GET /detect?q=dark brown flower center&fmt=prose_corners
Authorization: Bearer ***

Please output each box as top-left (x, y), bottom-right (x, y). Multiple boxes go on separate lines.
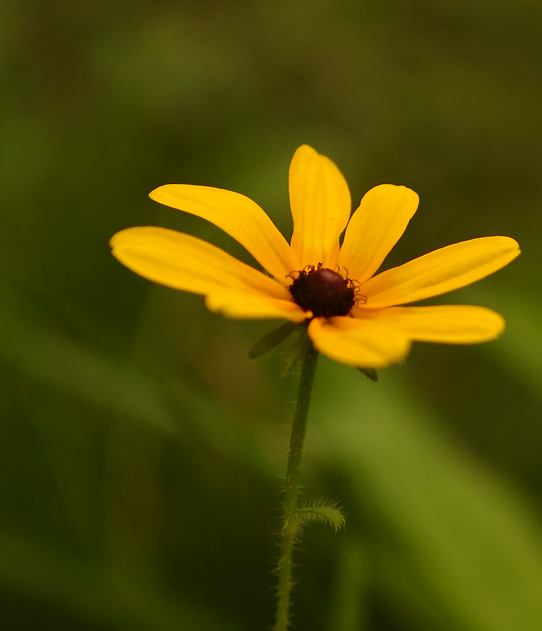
top-left (288, 264), bottom-right (358, 318)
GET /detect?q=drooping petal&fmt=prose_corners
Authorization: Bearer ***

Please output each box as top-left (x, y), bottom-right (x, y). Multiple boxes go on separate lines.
top-left (289, 145), bottom-right (351, 269)
top-left (361, 305), bottom-right (505, 343)
top-left (361, 236), bottom-right (520, 308)
top-left (206, 290), bottom-right (308, 321)
top-left (338, 185), bottom-right (419, 284)
top-left (308, 316), bottom-right (411, 368)
top-left (110, 226), bottom-right (292, 302)
top-left (149, 184), bottom-right (298, 284)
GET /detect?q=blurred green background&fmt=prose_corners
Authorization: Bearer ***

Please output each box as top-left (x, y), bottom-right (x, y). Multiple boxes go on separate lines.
top-left (2, 1), bottom-right (542, 629)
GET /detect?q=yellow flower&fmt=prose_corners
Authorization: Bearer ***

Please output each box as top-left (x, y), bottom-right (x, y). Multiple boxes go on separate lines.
top-left (111, 145), bottom-right (520, 368)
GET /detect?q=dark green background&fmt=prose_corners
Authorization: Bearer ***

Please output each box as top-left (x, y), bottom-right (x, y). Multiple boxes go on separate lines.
top-left (2, 1), bottom-right (542, 629)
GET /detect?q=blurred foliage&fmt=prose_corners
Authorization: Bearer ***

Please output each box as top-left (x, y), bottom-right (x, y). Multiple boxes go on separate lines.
top-left (1, 0), bottom-right (542, 629)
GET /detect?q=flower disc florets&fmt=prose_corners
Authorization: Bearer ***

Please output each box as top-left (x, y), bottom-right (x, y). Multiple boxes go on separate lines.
top-left (288, 264), bottom-right (360, 318)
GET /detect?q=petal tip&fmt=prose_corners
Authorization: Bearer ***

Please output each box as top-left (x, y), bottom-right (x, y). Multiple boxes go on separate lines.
top-left (109, 228), bottom-right (130, 250)
top-left (510, 238), bottom-right (521, 255)
top-left (497, 235), bottom-right (521, 252)
top-left (148, 184), bottom-right (172, 203)
top-left (294, 143), bottom-right (317, 156)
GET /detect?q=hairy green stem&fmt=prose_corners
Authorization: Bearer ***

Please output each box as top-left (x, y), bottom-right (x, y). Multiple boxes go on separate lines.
top-left (274, 344), bottom-right (319, 631)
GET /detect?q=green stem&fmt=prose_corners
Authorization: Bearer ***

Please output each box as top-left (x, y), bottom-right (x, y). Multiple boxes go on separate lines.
top-left (274, 344), bottom-right (319, 631)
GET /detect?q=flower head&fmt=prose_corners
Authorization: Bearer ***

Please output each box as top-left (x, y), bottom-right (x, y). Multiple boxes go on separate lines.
top-left (111, 145), bottom-right (519, 368)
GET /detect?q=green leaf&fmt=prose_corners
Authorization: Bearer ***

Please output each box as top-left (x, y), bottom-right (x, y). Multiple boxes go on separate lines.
top-left (312, 361), bottom-right (542, 631)
top-left (288, 498), bottom-right (346, 532)
top-left (281, 326), bottom-right (314, 375)
top-left (357, 367), bottom-right (378, 382)
top-left (248, 322), bottom-right (297, 359)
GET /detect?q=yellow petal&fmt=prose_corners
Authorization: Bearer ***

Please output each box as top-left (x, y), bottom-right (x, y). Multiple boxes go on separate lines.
top-left (289, 145), bottom-right (351, 269)
top-left (206, 290), bottom-right (308, 321)
top-left (110, 226), bottom-right (290, 300)
top-left (365, 305), bottom-right (505, 343)
top-left (361, 236), bottom-right (520, 308)
top-left (149, 184), bottom-right (298, 284)
top-left (338, 185), bottom-right (419, 284)
top-left (308, 316), bottom-right (411, 368)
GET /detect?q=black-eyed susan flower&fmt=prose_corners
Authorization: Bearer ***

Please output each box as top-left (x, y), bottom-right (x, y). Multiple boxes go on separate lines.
top-left (111, 145), bottom-right (519, 368)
